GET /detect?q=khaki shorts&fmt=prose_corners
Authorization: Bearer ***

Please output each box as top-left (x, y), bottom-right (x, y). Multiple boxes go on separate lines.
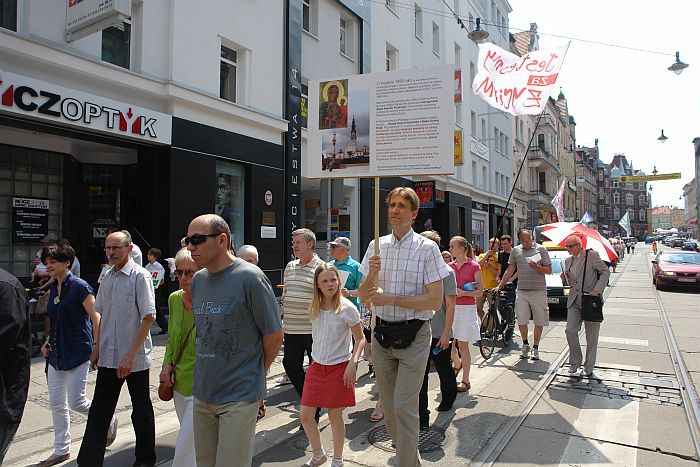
top-left (515, 289), bottom-right (549, 326)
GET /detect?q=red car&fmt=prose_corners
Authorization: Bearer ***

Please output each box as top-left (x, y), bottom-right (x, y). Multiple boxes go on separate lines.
top-left (652, 251), bottom-right (700, 290)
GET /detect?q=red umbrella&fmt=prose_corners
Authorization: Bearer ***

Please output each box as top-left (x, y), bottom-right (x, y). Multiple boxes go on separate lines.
top-left (541, 222), bottom-right (619, 263)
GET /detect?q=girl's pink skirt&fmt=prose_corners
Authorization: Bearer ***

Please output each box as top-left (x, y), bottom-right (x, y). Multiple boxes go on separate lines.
top-left (301, 361), bottom-right (356, 408)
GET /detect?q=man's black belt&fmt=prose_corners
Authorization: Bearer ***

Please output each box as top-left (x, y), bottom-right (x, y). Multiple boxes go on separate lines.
top-left (376, 317), bottom-right (423, 327)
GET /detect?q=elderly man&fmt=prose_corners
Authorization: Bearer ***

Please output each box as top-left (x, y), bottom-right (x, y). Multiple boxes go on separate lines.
top-left (0, 267), bottom-right (30, 465)
top-left (238, 245), bottom-right (259, 265)
top-left (358, 187), bottom-right (448, 467)
top-left (562, 235), bottom-right (610, 377)
top-left (78, 230), bottom-right (155, 467)
top-left (282, 228), bottom-right (325, 424)
top-left (497, 229), bottom-right (551, 361)
top-left (186, 215), bottom-right (283, 466)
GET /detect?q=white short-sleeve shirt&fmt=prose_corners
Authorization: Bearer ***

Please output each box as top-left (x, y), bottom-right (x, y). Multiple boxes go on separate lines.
top-left (311, 297), bottom-right (361, 365)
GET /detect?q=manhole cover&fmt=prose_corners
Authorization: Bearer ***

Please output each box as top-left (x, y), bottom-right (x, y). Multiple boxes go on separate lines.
top-left (368, 425), bottom-right (446, 453)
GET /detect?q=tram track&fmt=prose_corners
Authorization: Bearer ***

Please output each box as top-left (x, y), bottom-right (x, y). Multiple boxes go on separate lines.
top-left (472, 252), bottom-right (629, 466)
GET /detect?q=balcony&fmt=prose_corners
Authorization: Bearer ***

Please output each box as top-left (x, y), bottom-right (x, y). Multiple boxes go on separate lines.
top-left (529, 190), bottom-right (552, 207)
top-left (528, 145), bottom-right (559, 172)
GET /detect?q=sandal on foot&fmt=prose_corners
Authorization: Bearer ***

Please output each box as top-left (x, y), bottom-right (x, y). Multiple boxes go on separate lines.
top-left (457, 381), bottom-right (471, 392)
top-left (257, 402), bottom-right (266, 421)
top-left (453, 364), bottom-right (462, 376)
top-left (369, 403), bottom-right (384, 422)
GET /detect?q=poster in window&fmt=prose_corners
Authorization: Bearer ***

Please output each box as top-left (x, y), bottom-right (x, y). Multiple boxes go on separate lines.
top-left (414, 181), bottom-right (435, 209)
top-left (12, 197), bottom-right (49, 243)
top-left (215, 165), bottom-right (245, 251)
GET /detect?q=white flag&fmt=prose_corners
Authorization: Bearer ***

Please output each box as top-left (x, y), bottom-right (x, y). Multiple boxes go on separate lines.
top-left (618, 212), bottom-right (631, 236)
top-left (551, 179), bottom-right (567, 221)
top-left (580, 211), bottom-right (594, 224)
top-left (472, 42), bottom-right (570, 115)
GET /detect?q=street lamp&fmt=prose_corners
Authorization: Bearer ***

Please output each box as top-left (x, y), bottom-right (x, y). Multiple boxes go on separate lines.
top-left (668, 52), bottom-right (689, 75)
top-left (657, 130), bottom-right (668, 143)
top-left (468, 18), bottom-right (489, 44)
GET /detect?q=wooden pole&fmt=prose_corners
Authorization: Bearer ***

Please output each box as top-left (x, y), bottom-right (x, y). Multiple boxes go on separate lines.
top-left (373, 176), bottom-right (380, 287)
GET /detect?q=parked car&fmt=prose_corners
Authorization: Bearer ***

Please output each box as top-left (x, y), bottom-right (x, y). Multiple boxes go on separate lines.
top-left (682, 241), bottom-right (700, 252)
top-left (645, 236), bottom-right (654, 244)
top-left (542, 241), bottom-right (571, 310)
top-left (671, 238), bottom-right (685, 248)
top-left (663, 236), bottom-right (677, 246)
top-left (651, 251), bottom-right (700, 290)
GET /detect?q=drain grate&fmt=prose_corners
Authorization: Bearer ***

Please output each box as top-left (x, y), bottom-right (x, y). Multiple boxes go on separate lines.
top-left (368, 425), bottom-right (446, 453)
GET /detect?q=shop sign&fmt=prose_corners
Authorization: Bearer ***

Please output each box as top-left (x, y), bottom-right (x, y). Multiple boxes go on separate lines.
top-left (12, 197), bottom-right (49, 243)
top-left (472, 200), bottom-right (488, 212)
top-left (65, 0), bottom-right (131, 42)
top-left (0, 69), bottom-right (172, 144)
top-left (261, 226), bottom-right (277, 239)
top-left (414, 181), bottom-right (435, 208)
top-left (454, 130), bottom-right (463, 165)
top-left (261, 211), bottom-right (275, 226)
top-left (265, 190), bottom-right (273, 206)
top-left (490, 204), bottom-right (513, 217)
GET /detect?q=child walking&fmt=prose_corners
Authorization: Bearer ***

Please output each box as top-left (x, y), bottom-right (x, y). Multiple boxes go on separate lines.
top-left (301, 263), bottom-right (366, 467)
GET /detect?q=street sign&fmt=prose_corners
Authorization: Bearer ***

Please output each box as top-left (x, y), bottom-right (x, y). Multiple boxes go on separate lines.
top-left (618, 173), bottom-right (681, 183)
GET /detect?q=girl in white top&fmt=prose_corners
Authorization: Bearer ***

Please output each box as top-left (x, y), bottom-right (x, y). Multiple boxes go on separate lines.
top-left (301, 263), bottom-right (366, 467)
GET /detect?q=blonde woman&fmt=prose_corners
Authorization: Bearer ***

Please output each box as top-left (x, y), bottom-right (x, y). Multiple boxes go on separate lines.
top-left (159, 248), bottom-right (199, 467)
top-left (448, 237), bottom-right (483, 392)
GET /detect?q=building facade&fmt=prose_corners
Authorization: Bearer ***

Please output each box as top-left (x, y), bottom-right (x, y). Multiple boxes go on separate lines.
top-left (575, 142), bottom-right (601, 228)
top-left (0, 0), bottom-right (290, 286)
top-left (651, 206), bottom-right (672, 231)
top-left (601, 154), bottom-right (649, 238)
top-left (683, 178), bottom-right (698, 238)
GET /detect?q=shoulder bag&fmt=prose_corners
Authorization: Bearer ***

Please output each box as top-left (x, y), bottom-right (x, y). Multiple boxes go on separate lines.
top-left (158, 323), bottom-right (195, 401)
top-left (580, 249), bottom-right (604, 322)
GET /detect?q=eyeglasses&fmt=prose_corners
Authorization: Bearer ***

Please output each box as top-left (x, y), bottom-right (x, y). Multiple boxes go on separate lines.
top-left (183, 233), bottom-right (220, 246)
top-left (565, 243), bottom-right (580, 248)
top-left (175, 269), bottom-right (196, 278)
top-left (104, 245), bottom-right (128, 251)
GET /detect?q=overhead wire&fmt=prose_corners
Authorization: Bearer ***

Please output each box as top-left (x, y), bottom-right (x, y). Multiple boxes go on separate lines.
top-left (367, 0), bottom-right (681, 57)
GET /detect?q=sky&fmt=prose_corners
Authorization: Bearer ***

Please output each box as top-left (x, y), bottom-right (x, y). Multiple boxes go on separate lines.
top-left (508, 0), bottom-right (700, 209)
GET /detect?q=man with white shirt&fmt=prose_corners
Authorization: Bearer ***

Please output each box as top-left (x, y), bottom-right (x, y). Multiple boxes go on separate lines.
top-left (358, 187), bottom-right (448, 467)
top-left (77, 230), bottom-right (156, 467)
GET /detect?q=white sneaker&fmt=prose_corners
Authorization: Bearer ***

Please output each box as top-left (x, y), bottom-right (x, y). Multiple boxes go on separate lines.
top-left (531, 348), bottom-right (540, 360)
top-left (276, 375), bottom-right (291, 385)
top-left (520, 344), bottom-right (530, 359)
top-left (568, 366), bottom-right (581, 376)
top-left (306, 450), bottom-right (328, 467)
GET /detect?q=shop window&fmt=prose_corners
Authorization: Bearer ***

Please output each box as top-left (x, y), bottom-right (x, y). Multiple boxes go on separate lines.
top-left (102, 21), bottom-right (131, 69)
top-left (220, 44), bottom-right (238, 103)
top-left (0, 145), bottom-right (63, 278)
top-left (216, 161), bottom-right (245, 252)
top-left (472, 218), bottom-right (485, 250)
top-left (0, 0), bottom-right (17, 31)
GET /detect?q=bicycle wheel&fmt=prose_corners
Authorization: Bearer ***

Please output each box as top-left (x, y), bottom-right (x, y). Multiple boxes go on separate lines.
top-left (502, 304), bottom-right (515, 346)
top-left (479, 311), bottom-right (497, 359)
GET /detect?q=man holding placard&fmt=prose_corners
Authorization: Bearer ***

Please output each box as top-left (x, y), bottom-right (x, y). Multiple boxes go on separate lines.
top-left (497, 229), bottom-right (551, 361)
top-left (358, 187), bottom-right (448, 467)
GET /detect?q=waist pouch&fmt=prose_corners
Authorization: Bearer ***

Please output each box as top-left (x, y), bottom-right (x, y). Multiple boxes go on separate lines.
top-left (374, 319), bottom-right (424, 349)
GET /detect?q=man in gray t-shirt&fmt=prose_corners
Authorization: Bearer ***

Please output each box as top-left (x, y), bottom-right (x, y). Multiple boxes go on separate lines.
top-left (498, 229), bottom-right (552, 361)
top-left (186, 214), bottom-right (283, 467)
top-left (418, 231), bottom-right (458, 427)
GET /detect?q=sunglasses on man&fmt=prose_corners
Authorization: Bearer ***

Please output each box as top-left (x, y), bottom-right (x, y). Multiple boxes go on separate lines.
top-left (183, 233), bottom-right (220, 246)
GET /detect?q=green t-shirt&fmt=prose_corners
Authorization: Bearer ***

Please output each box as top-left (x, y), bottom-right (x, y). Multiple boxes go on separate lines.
top-left (164, 289), bottom-right (196, 397)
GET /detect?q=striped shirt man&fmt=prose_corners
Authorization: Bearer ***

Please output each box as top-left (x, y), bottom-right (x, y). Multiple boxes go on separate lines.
top-left (282, 255), bottom-right (325, 333)
top-left (359, 229), bottom-right (448, 322)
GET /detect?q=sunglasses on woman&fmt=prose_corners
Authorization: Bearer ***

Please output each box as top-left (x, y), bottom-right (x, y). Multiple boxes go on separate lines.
top-left (175, 269), bottom-right (196, 278)
top-left (183, 233), bottom-right (220, 246)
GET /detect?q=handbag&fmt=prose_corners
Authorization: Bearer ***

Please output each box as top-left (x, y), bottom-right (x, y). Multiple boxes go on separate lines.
top-left (158, 323), bottom-right (195, 401)
top-left (580, 250), bottom-right (604, 322)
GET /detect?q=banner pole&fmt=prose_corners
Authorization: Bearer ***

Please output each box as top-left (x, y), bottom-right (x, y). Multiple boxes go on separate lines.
top-left (373, 176), bottom-right (380, 287)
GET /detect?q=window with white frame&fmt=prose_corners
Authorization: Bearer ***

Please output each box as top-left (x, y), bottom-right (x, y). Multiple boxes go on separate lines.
top-left (220, 44), bottom-right (238, 103)
top-left (303, 0), bottom-right (311, 32)
top-left (414, 4), bottom-right (423, 40)
top-left (613, 192), bottom-right (620, 204)
top-left (0, 0), bottom-right (17, 31)
top-left (612, 178), bottom-right (618, 188)
top-left (505, 136), bottom-right (510, 156)
top-left (598, 172), bottom-right (603, 181)
top-left (102, 19), bottom-right (131, 69)
top-left (599, 191), bottom-right (605, 200)
top-left (386, 43), bottom-right (397, 71)
top-left (454, 43), bottom-right (461, 67)
top-left (495, 171), bottom-right (500, 194)
top-left (469, 61), bottom-right (476, 84)
top-left (339, 18), bottom-right (347, 55)
top-left (481, 119), bottom-right (486, 141)
top-left (613, 207), bottom-right (620, 219)
top-left (625, 193), bottom-right (633, 206)
top-left (386, 0), bottom-right (397, 14)
top-left (639, 209), bottom-right (646, 221)
top-left (470, 111), bottom-right (477, 137)
top-left (629, 210), bottom-right (635, 221)
top-left (638, 193), bottom-right (645, 205)
top-left (432, 22), bottom-right (440, 56)
top-left (482, 166), bottom-right (488, 190)
top-left (472, 161), bottom-right (477, 186)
